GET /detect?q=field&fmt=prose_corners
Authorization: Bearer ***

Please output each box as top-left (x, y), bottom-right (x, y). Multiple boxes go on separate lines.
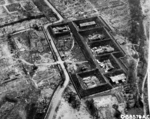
top-left (56, 98), bottom-right (92, 119)
top-left (31, 65), bottom-right (62, 119)
top-left (49, 0), bottom-right (97, 20)
top-left (0, 37), bottom-right (36, 119)
top-left (0, 17), bottom-right (49, 36)
top-left (0, 0), bottom-right (44, 27)
top-left (55, 85), bottom-right (93, 119)
top-left (0, 29), bottom-right (63, 119)
top-left (89, 0), bottom-right (131, 32)
top-left (49, 0), bottom-right (131, 32)
top-left (0, 0), bottom-right (59, 28)
top-left (0, 0), bottom-right (5, 5)
top-left (10, 29), bottom-right (55, 64)
top-left (55, 85), bottom-right (126, 119)
top-left (93, 94), bottom-right (126, 119)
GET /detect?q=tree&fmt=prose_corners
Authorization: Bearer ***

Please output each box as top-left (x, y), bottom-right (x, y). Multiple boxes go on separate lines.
top-left (32, 24), bottom-right (40, 31)
top-left (112, 104), bottom-right (121, 119)
top-left (85, 99), bottom-right (99, 119)
top-left (66, 92), bottom-right (80, 110)
top-left (127, 59), bottom-right (137, 85)
top-left (7, 34), bottom-right (16, 51)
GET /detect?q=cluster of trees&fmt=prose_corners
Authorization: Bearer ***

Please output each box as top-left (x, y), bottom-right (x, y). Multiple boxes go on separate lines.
top-left (65, 92), bottom-right (81, 110)
top-left (128, 0), bottom-right (144, 44)
top-left (125, 0), bottom-right (148, 113)
top-left (127, 59), bottom-right (137, 85)
top-left (85, 99), bottom-right (99, 119)
top-left (7, 34), bottom-right (16, 52)
top-left (112, 104), bottom-right (122, 119)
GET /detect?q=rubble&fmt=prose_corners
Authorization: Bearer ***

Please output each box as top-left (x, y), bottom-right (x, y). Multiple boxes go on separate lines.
top-left (91, 45), bottom-right (115, 54)
top-left (88, 33), bottom-right (104, 41)
top-left (97, 59), bottom-right (114, 72)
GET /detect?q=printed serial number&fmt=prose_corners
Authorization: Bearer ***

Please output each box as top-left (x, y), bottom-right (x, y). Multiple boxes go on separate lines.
top-left (121, 115), bottom-right (150, 119)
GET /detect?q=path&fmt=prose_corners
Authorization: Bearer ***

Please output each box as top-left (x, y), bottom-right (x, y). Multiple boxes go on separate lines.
top-left (43, 23), bottom-right (70, 119)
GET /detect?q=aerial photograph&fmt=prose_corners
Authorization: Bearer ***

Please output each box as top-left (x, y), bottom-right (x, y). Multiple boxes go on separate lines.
top-left (0, 0), bottom-right (149, 119)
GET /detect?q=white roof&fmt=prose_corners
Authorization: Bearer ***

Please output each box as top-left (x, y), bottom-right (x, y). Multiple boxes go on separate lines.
top-left (110, 73), bottom-right (126, 83)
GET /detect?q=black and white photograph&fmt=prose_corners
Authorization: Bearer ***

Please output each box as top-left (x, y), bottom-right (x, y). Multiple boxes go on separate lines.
top-left (0, 0), bottom-right (149, 119)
